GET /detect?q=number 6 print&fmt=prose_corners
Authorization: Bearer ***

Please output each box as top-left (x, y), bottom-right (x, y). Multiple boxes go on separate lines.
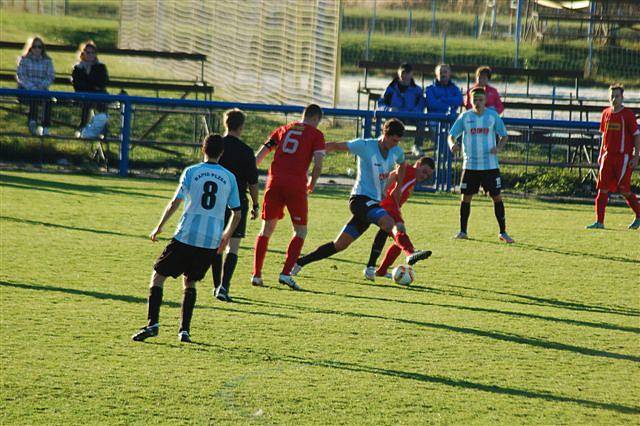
top-left (282, 129), bottom-right (302, 154)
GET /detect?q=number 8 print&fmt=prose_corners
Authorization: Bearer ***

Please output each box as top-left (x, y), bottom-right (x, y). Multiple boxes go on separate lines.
top-left (282, 129), bottom-right (302, 154)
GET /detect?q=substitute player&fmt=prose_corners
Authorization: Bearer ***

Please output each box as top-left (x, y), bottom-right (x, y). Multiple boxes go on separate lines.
top-left (364, 156), bottom-right (435, 281)
top-left (586, 84), bottom-right (640, 230)
top-left (293, 119), bottom-right (432, 284)
top-left (252, 104), bottom-right (326, 289)
top-left (212, 109), bottom-right (260, 302)
top-left (132, 134), bottom-right (241, 343)
top-left (448, 87), bottom-right (514, 243)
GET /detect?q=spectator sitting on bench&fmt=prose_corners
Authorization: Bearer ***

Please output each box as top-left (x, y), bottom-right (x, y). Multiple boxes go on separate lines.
top-left (465, 66), bottom-right (503, 115)
top-left (378, 63), bottom-right (426, 156)
top-left (16, 36), bottom-right (55, 136)
top-left (425, 63), bottom-right (463, 149)
top-left (72, 40), bottom-right (109, 138)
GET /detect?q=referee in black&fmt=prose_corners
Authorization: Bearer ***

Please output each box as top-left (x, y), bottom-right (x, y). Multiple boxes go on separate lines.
top-left (212, 108), bottom-right (260, 302)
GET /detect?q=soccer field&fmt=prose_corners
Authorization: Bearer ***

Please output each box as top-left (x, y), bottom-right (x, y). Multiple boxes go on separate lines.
top-left (1, 170), bottom-right (638, 424)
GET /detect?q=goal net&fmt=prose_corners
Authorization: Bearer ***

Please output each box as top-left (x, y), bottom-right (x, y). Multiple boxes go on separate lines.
top-left (119, 0), bottom-right (341, 107)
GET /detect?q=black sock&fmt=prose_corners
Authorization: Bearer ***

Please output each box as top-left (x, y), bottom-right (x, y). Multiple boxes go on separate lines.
top-left (221, 253), bottom-right (238, 292)
top-left (179, 287), bottom-right (197, 333)
top-left (211, 253), bottom-right (222, 290)
top-left (460, 201), bottom-right (471, 233)
top-left (368, 229), bottom-right (389, 267)
top-left (494, 201), bottom-right (506, 234)
top-left (297, 242), bottom-right (338, 267)
top-left (147, 286), bottom-right (163, 327)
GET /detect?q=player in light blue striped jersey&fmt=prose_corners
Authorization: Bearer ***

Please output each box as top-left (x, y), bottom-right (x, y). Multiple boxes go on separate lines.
top-left (132, 134), bottom-right (242, 343)
top-left (448, 87), bottom-right (514, 243)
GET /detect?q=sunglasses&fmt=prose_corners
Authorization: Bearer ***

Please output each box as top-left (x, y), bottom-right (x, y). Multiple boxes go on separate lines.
top-left (32, 45), bottom-right (43, 49)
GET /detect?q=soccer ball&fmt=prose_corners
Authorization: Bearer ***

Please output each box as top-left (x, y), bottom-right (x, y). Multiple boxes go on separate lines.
top-left (392, 265), bottom-right (415, 286)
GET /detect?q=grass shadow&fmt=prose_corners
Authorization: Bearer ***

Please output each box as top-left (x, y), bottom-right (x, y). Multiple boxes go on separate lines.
top-left (0, 280), bottom-right (296, 320)
top-left (1, 215), bottom-right (147, 240)
top-left (278, 354), bottom-right (640, 414)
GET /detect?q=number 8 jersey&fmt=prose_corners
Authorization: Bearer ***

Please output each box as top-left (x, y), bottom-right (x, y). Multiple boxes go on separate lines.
top-left (172, 162), bottom-right (241, 249)
top-left (265, 122), bottom-right (326, 183)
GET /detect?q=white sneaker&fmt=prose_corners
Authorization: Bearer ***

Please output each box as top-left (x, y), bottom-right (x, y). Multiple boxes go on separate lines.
top-left (363, 266), bottom-right (376, 281)
top-left (251, 276), bottom-right (264, 287)
top-left (454, 231), bottom-right (468, 239)
top-left (278, 274), bottom-right (301, 291)
top-left (290, 263), bottom-right (302, 276)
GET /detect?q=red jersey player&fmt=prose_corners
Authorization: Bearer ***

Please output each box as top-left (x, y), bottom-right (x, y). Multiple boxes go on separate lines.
top-left (252, 104), bottom-right (326, 288)
top-left (586, 84), bottom-right (640, 230)
top-left (364, 156), bottom-right (435, 281)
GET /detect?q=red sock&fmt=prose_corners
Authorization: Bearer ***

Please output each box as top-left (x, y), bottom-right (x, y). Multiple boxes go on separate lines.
top-left (253, 235), bottom-right (269, 277)
top-left (393, 232), bottom-right (415, 255)
top-left (595, 191), bottom-right (608, 224)
top-left (282, 236), bottom-right (305, 275)
top-left (623, 193), bottom-right (640, 217)
top-left (376, 244), bottom-right (402, 276)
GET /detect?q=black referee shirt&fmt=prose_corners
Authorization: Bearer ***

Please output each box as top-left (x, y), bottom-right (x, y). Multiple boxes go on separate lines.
top-left (219, 135), bottom-right (259, 205)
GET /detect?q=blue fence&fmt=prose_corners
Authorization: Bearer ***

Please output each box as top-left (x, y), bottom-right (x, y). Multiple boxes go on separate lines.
top-left (0, 88), bottom-right (600, 191)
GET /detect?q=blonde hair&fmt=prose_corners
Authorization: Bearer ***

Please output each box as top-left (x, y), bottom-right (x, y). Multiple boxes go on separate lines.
top-left (20, 36), bottom-right (50, 60)
top-left (77, 40), bottom-right (98, 62)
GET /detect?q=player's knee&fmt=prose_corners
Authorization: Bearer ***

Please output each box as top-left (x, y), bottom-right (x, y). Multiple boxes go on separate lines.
top-left (150, 271), bottom-right (166, 288)
top-left (183, 278), bottom-right (196, 289)
top-left (462, 194), bottom-right (473, 203)
top-left (379, 216), bottom-right (394, 233)
top-left (394, 222), bottom-right (406, 234)
top-left (293, 226), bottom-right (307, 239)
top-left (492, 194), bottom-right (502, 203)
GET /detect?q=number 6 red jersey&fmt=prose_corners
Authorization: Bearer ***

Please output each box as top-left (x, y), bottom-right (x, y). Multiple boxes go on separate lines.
top-left (264, 122), bottom-right (326, 182)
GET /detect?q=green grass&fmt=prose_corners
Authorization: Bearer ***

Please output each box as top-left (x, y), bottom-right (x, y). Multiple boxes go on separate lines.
top-left (1, 170), bottom-right (639, 423)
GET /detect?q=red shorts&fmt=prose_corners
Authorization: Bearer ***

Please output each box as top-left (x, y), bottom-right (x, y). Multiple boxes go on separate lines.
top-left (597, 153), bottom-right (634, 193)
top-left (262, 178), bottom-right (308, 225)
top-left (380, 200), bottom-right (404, 224)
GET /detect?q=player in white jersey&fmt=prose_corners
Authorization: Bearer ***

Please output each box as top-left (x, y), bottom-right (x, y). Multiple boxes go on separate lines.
top-left (132, 134), bottom-right (242, 343)
top-left (448, 87), bottom-right (514, 243)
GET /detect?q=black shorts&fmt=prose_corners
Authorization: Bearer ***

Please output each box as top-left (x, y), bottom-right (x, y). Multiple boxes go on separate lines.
top-left (341, 196), bottom-right (389, 240)
top-left (460, 169), bottom-right (502, 196)
top-left (224, 203), bottom-right (249, 238)
top-left (153, 238), bottom-right (216, 282)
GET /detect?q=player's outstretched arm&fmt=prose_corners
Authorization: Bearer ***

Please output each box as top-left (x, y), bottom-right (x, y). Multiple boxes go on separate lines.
top-left (150, 197), bottom-right (183, 241)
top-left (255, 145), bottom-right (271, 166)
top-left (325, 142), bottom-right (350, 152)
top-left (307, 151), bottom-right (325, 193)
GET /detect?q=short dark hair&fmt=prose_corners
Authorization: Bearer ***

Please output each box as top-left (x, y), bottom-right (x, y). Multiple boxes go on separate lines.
top-left (202, 133), bottom-right (225, 158)
top-left (418, 156), bottom-right (435, 170)
top-left (470, 86), bottom-right (486, 97)
top-left (383, 118), bottom-right (404, 137)
top-left (303, 104), bottom-right (323, 121)
top-left (475, 66), bottom-right (492, 80)
top-left (224, 108), bottom-right (245, 131)
top-left (399, 63), bottom-right (413, 73)
top-left (609, 84), bottom-right (624, 95)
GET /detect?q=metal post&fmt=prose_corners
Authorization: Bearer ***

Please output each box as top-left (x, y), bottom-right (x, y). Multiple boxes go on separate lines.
top-left (587, 0), bottom-right (596, 77)
top-left (363, 114), bottom-right (373, 138)
top-left (514, 0), bottom-right (523, 68)
top-left (441, 31), bottom-right (447, 63)
top-left (119, 100), bottom-right (132, 177)
top-left (431, 0), bottom-right (436, 36)
top-left (365, 0), bottom-right (376, 60)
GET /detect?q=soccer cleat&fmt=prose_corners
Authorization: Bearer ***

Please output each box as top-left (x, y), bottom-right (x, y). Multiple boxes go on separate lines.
top-left (278, 274), bottom-right (301, 291)
top-left (178, 330), bottom-right (192, 343)
top-left (251, 276), bottom-right (264, 287)
top-left (585, 222), bottom-right (605, 230)
top-left (499, 233), bottom-right (515, 244)
top-left (131, 324), bottom-right (159, 342)
top-left (628, 218), bottom-right (640, 230)
top-left (290, 263), bottom-right (302, 276)
top-left (375, 271), bottom-right (393, 279)
top-left (214, 287), bottom-right (232, 302)
top-left (406, 250), bottom-right (432, 265)
top-left (363, 266), bottom-right (376, 281)
top-left (454, 231), bottom-right (469, 240)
